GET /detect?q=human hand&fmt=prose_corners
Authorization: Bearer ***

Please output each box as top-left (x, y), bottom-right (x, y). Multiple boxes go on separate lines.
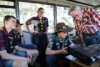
top-left (26, 50), bottom-right (32, 59)
top-left (60, 48), bottom-right (67, 54)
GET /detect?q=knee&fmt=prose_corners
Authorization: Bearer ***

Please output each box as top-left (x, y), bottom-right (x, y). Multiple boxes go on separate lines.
top-left (13, 60), bottom-right (28, 67)
top-left (31, 50), bottom-right (39, 56)
top-left (18, 61), bottom-right (28, 67)
top-left (36, 50), bottom-right (39, 55)
top-left (21, 61), bottom-right (27, 65)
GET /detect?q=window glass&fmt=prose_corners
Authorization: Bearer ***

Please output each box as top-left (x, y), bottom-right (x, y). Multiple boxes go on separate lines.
top-left (57, 6), bottom-right (75, 36)
top-left (19, 2), bottom-right (54, 33)
top-left (0, 1), bottom-right (14, 6)
top-left (57, 6), bottom-right (74, 28)
top-left (97, 7), bottom-right (100, 14)
top-left (0, 8), bottom-right (15, 27)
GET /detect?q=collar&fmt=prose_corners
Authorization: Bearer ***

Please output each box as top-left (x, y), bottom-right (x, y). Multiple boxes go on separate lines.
top-left (37, 15), bottom-right (44, 20)
top-left (2, 27), bottom-right (12, 36)
top-left (54, 35), bottom-right (63, 42)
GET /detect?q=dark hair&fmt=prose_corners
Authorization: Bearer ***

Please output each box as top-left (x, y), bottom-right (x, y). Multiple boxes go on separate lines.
top-left (3, 15), bottom-right (16, 24)
top-left (16, 19), bottom-right (23, 27)
top-left (37, 7), bottom-right (44, 12)
top-left (16, 19), bottom-right (20, 25)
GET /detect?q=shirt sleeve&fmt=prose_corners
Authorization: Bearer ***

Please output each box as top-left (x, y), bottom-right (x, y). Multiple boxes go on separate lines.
top-left (84, 8), bottom-right (100, 25)
top-left (0, 32), bottom-right (5, 51)
top-left (91, 8), bottom-right (100, 25)
top-left (26, 17), bottom-right (34, 25)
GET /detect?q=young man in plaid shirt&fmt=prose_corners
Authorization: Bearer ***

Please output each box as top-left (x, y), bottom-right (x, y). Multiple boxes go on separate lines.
top-left (68, 6), bottom-right (100, 46)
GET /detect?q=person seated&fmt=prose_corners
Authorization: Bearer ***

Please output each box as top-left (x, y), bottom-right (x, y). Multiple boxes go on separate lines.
top-left (13, 19), bottom-right (39, 65)
top-left (46, 22), bottom-right (74, 67)
top-left (0, 15), bottom-right (30, 67)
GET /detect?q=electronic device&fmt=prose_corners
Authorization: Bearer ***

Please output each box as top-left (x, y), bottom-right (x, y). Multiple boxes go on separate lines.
top-left (68, 44), bottom-right (100, 65)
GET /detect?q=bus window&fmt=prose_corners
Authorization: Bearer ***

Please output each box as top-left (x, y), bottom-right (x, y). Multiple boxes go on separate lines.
top-left (19, 2), bottom-right (54, 33)
top-left (0, 8), bottom-right (15, 27)
top-left (57, 6), bottom-right (74, 28)
top-left (0, 1), bottom-right (14, 6)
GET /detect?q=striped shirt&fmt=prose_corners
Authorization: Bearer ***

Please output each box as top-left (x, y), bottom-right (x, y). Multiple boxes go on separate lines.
top-left (74, 8), bottom-right (100, 34)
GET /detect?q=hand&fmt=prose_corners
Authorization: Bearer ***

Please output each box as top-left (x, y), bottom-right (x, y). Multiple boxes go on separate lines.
top-left (19, 29), bottom-right (23, 35)
top-left (30, 29), bottom-right (35, 33)
top-left (25, 57), bottom-right (31, 63)
top-left (34, 31), bottom-right (38, 33)
top-left (26, 50), bottom-right (32, 59)
top-left (60, 48), bottom-right (67, 54)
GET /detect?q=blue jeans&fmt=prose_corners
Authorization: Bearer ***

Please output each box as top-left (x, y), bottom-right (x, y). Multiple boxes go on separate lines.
top-left (2, 51), bottom-right (26, 67)
top-left (19, 44), bottom-right (37, 49)
top-left (83, 30), bottom-right (100, 46)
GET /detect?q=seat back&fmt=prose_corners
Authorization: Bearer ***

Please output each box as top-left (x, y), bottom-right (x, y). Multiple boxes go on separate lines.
top-left (23, 31), bottom-right (33, 44)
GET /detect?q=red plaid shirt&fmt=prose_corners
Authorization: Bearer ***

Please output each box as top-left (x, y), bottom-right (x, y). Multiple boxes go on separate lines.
top-left (0, 27), bottom-right (8, 51)
top-left (74, 8), bottom-right (100, 34)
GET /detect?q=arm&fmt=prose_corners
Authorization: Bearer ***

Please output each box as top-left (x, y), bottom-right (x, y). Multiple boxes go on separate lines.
top-left (15, 46), bottom-right (33, 59)
top-left (26, 17), bottom-right (34, 34)
top-left (91, 8), bottom-right (100, 25)
top-left (46, 48), bottom-right (67, 55)
top-left (79, 33), bottom-right (85, 46)
top-left (74, 20), bottom-right (85, 46)
top-left (90, 8), bottom-right (100, 21)
top-left (46, 38), bottom-right (67, 55)
top-left (0, 50), bottom-right (26, 60)
top-left (76, 27), bottom-right (85, 46)
top-left (26, 25), bottom-right (33, 34)
top-left (15, 46), bottom-right (28, 52)
top-left (85, 8), bottom-right (100, 25)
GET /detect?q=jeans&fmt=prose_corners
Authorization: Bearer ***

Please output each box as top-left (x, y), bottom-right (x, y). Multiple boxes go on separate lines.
top-left (19, 44), bottom-right (37, 49)
top-left (46, 54), bottom-right (66, 67)
top-left (2, 51), bottom-right (26, 67)
top-left (83, 30), bottom-right (100, 46)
